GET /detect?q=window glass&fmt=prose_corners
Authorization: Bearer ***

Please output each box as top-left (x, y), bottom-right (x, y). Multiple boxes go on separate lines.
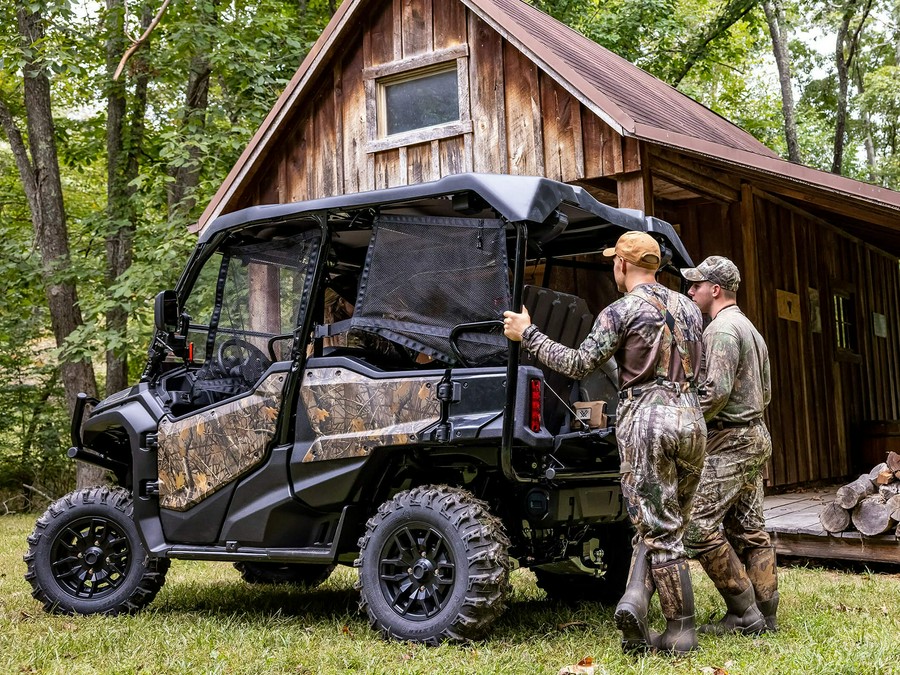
top-left (383, 67), bottom-right (459, 136)
top-left (183, 235), bottom-right (317, 364)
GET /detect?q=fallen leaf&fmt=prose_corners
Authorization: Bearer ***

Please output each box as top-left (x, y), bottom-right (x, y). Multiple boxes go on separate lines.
top-left (62, 622), bottom-right (77, 631)
top-left (557, 621), bottom-right (587, 631)
top-left (341, 624), bottom-right (351, 636)
top-left (557, 665), bottom-right (594, 675)
top-left (578, 657), bottom-right (593, 667)
top-left (400, 653), bottom-right (413, 661)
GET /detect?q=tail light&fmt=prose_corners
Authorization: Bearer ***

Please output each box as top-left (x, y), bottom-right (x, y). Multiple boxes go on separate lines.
top-left (528, 378), bottom-right (542, 432)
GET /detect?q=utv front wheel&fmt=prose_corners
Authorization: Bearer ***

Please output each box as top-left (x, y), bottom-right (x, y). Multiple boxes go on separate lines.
top-left (356, 485), bottom-right (510, 644)
top-left (233, 561), bottom-right (334, 587)
top-left (24, 486), bottom-right (169, 616)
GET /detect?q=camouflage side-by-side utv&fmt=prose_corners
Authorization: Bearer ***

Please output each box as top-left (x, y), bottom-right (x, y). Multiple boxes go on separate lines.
top-left (25, 173), bottom-right (694, 644)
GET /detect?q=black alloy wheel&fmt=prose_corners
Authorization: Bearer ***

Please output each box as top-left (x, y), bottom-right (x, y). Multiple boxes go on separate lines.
top-left (25, 486), bottom-right (169, 616)
top-left (356, 485), bottom-right (510, 644)
top-left (378, 522), bottom-right (456, 621)
top-left (49, 515), bottom-right (131, 600)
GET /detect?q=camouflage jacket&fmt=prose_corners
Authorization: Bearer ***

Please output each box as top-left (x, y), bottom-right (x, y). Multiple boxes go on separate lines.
top-left (698, 305), bottom-right (771, 423)
top-left (522, 282), bottom-right (704, 390)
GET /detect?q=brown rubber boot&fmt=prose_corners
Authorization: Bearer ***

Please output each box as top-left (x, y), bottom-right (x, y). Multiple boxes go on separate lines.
top-left (650, 558), bottom-right (698, 654)
top-left (697, 542), bottom-right (767, 635)
top-left (614, 541), bottom-right (655, 653)
top-left (743, 545), bottom-right (779, 632)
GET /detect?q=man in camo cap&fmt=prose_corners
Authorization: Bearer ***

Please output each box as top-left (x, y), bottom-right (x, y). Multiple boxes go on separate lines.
top-left (682, 255), bottom-right (777, 635)
top-left (504, 231), bottom-right (706, 654)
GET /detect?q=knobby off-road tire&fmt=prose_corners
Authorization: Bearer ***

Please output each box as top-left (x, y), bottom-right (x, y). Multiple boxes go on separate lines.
top-left (24, 486), bottom-right (170, 616)
top-left (233, 561), bottom-right (334, 586)
top-left (534, 524), bottom-right (633, 606)
top-left (356, 485), bottom-right (510, 644)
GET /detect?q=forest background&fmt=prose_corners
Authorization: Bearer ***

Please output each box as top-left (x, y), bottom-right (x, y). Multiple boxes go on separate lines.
top-left (1, 0), bottom-right (899, 509)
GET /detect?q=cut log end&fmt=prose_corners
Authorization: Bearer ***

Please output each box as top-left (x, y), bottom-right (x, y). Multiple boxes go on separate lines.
top-left (851, 495), bottom-right (898, 536)
top-left (820, 501), bottom-right (851, 533)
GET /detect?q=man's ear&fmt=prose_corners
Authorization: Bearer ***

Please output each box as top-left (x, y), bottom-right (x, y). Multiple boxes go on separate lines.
top-left (711, 284), bottom-right (722, 299)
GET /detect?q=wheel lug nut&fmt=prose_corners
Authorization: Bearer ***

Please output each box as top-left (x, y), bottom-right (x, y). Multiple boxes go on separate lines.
top-left (407, 568), bottom-right (413, 574)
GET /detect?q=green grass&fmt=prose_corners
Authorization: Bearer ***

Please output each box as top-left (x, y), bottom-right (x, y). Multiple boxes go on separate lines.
top-left (1, 514), bottom-right (898, 674)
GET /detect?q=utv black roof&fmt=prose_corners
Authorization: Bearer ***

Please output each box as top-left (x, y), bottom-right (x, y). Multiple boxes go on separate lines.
top-left (200, 173), bottom-right (693, 267)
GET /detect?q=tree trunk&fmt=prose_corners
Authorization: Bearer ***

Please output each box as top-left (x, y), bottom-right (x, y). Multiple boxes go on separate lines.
top-left (820, 501), bottom-right (851, 533)
top-left (167, 2), bottom-right (216, 224)
top-left (2, 4), bottom-right (102, 488)
top-left (762, 0), bottom-right (800, 163)
top-left (105, 0), bottom-right (131, 395)
top-left (831, 0), bottom-right (874, 175)
top-left (104, 0), bottom-right (153, 395)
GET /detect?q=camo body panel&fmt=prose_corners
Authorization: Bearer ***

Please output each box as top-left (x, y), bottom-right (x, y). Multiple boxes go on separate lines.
top-left (616, 385), bottom-right (706, 565)
top-left (157, 372), bottom-right (286, 511)
top-left (299, 368), bottom-right (441, 462)
top-left (685, 423), bottom-right (772, 556)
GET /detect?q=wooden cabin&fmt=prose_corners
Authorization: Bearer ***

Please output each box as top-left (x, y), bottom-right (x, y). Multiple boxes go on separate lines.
top-left (197, 0), bottom-right (900, 489)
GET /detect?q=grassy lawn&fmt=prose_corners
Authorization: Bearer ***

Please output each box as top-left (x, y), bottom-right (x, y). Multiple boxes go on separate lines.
top-left (1, 514), bottom-right (898, 674)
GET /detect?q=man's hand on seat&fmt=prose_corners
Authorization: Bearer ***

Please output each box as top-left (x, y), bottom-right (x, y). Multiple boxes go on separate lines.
top-left (502, 307), bottom-right (531, 342)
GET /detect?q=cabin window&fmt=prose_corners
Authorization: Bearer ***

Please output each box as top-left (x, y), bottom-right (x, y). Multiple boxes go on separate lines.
top-left (379, 64), bottom-right (459, 136)
top-left (833, 292), bottom-right (857, 353)
top-left (364, 45), bottom-right (472, 153)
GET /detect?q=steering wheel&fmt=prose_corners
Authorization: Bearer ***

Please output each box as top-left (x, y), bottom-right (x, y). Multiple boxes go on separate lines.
top-left (216, 337), bottom-right (271, 380)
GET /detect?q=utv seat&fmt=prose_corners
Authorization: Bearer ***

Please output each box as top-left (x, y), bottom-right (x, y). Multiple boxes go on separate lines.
top-left (522, 286), bottom-right (596, 433)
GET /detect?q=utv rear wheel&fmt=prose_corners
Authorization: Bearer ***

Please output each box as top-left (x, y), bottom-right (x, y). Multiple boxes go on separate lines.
top-left (233, 561), bottom-right (334, 587)
top-left (24, 486), bottom-right (169, 616)
top-left (534, 525), bottom-right (632, 605)
top-left (356, 485), bottom-right (510, 644)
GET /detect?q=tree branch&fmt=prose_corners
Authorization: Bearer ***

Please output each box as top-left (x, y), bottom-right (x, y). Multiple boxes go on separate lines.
top-left (113, 0), bottom-right (173, 81)
top-left (0, 96), bottom-right (39, 215)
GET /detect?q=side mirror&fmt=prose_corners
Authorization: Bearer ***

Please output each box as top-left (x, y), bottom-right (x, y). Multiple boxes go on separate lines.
top-left (154, 290), bottom-right (178, 333)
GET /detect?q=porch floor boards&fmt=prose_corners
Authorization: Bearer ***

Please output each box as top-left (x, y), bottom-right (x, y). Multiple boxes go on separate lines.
top-left (763, 487), bottom-right (900, 564)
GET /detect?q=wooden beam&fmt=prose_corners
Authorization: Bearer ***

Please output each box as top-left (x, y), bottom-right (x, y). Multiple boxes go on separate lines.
top-left (739, 183), bottom-right (761, 327)
top-left (649, 148), bottom-right (740, 202)
top-left (616, 142), bottom-right (653, 214)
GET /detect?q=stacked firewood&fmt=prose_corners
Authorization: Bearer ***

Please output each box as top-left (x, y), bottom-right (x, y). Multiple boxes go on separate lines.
top-left (820, 452), bottom-right (900, 537)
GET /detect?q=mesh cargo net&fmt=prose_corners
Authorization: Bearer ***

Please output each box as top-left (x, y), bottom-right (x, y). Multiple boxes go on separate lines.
top-left (352, 214), bottom-right (511, 365)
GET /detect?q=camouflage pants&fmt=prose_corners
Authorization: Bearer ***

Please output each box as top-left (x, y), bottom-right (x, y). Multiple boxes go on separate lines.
top-left (616, 384), bottom-right (706, 565)
top-left (685, 421), bottom-right (772, 557)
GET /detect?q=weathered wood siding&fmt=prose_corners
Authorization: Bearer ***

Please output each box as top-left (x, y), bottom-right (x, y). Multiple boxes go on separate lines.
top-left (229, 0), bottom-right (639, 211)
top-left (664, 184), bottom-right (900, 487)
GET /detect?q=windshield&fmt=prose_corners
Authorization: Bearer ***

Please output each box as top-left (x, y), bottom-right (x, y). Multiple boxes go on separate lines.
top-left (184, 231), bottom-right (319, 365)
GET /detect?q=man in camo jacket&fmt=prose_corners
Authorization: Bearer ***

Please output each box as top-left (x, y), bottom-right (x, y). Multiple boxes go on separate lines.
top-left (504, 231), bottom-right (706, 655)
top-left (682, 255), bottom-right (777, 635)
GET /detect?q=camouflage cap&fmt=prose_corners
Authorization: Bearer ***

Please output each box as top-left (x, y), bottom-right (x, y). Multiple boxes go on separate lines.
top-left (681, 255), bottom-right (741, 292)
top-left (602, 231), bottom-right (661, 270)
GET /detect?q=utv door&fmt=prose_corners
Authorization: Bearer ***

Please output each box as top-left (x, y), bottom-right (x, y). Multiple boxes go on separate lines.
top-left (156, 229), bottom-right (321, 542)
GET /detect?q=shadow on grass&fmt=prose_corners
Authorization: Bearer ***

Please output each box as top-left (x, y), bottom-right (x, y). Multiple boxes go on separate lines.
top-left (778, 555), bottom-right (900, 576)
top-left (151, 574), bottom-right (617, 640)
top-left (155, 579), bottom-right (360, 620)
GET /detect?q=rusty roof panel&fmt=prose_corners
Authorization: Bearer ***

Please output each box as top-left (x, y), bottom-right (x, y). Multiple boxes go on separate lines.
top-left (469, 0), bottom-right (779, 158)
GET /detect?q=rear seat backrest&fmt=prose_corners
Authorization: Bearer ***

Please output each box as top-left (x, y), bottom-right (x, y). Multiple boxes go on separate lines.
top-left (522, 286), bottom-right (596, 433)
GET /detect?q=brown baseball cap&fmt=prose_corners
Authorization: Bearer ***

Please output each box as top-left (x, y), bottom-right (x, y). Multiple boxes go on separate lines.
top-left (681, 255), bottom-right (741, 291)
top-left (602, 231), bottom-right (661, 270)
